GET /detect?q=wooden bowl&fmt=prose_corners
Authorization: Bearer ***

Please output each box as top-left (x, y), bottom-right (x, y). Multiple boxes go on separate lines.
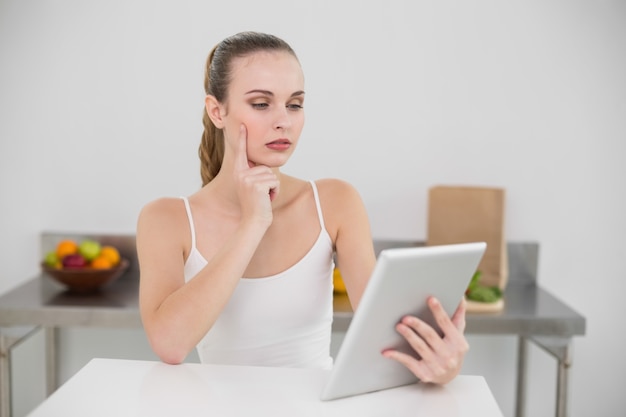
top-left (41, 259), bottom-right (129, 293)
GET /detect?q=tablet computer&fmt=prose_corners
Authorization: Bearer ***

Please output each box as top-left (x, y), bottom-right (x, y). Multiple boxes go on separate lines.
top-left (320, 241), bottom-right (486, 401)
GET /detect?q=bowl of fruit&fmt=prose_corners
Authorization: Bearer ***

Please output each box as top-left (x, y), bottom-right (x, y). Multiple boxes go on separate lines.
top-left (41, 239), bottom-right (129, 293)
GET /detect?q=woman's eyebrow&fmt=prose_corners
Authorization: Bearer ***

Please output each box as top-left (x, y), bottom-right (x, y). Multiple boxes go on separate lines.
top-left (245, 89), bottom-right (305, 97)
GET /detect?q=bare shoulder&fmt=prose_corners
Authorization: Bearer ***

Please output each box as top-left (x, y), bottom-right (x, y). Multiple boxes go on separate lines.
top-left (138, 197), bottom-right (186, 226)
top-left (315, 178), bottom-right (364, 206)
top-left (137, 197), bottom-right (189, 251)
top-left (314, 178), bottom-right (368, 240)
top-left (139, 196), bottom-right (186, 213)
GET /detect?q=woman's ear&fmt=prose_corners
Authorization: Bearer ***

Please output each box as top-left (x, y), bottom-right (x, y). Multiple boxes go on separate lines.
top-left (205, 95), bottom-right (225, 128)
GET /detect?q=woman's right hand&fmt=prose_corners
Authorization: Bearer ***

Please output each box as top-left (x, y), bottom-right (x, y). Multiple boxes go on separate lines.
top-left (232, 124), bottom-right (279, 227)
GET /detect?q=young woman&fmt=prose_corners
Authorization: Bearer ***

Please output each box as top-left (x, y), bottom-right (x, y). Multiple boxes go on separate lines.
top-left (137, 31), bottom-right (468, 384)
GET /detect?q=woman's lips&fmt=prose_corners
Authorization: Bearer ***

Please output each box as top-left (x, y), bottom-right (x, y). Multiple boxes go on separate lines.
top-left (266, 139), bottom-right (291, 151)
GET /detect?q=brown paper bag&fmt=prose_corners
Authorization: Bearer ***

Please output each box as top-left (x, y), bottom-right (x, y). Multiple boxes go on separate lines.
top-left (426, 186), bottom-right (508, 290)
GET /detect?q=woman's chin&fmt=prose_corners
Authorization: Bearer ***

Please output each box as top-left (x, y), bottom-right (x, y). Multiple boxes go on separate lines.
top-left (252, 154), bottom-right (294, 168)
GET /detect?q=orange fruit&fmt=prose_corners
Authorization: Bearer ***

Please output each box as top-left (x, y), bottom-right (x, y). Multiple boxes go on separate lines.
top-left (90, 255), bottom-right (113, 269)
top-left (56, 240), bottom-right (78, 260)
top-left (100, 246), bottom-right (121, 266)
top-left (333, 268), bottom-right (347, 294)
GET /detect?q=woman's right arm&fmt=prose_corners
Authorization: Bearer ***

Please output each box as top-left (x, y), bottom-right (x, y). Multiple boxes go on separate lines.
top-left (139, 125), bottom-right (278, 364)
top-left (136, 198), bottom-right (269, 365)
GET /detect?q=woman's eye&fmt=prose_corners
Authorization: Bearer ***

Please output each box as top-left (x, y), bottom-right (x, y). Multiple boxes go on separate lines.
top-left (288, 104), bottom-right (303, 110)
top-left (251, 103), bottom-right (269, 109)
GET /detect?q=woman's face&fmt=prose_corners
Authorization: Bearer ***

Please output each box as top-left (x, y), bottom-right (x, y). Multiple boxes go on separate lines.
top-left (221, 50), bottom-right (305, 168)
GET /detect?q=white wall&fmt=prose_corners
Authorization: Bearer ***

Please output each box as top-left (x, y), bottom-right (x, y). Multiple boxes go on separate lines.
top-left (1, 1), bottom-right (624, 416)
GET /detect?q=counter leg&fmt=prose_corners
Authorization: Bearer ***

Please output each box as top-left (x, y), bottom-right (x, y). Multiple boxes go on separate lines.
top-left (44, 327), bottom-right (59, 396)
top-left (515, 336), bottom-right (528, 417)
top-left (0, 327), bottom-right (40, 417)
top-left (555, 344), bottom-right (571, 417)
top-left (0, 334), bottom-right (11, 417)
top-left (530, 336), bottom-right (572, 417)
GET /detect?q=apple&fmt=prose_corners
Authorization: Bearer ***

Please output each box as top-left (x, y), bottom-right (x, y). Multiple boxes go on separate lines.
top-left (78, 240), bottom-right (101, 261)
top-left (62, 254), bottom-right (87, 269)
top-left (44, 251), bottom-right (61, 268)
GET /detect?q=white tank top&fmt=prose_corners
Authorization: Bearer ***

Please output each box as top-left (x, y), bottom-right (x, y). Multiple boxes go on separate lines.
top-left (181, 181), bottom-right (334, 369)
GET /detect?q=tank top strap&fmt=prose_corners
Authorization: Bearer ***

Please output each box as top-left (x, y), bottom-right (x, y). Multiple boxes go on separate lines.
top-left (309, 180), bottom-right (326, 230)
top-left (180, 196), bottom-right (197, 249)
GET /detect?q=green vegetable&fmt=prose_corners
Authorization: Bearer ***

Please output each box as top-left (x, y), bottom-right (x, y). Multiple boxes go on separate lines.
top-left (467, 270), bottom-right (482, 292)
top-left (465, 270), bottom-right (503, 303)
top-left (466, 286), bottom-right (502, 303)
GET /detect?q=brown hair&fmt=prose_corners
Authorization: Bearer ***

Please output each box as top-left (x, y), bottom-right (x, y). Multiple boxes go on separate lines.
top-left (199, 31), bottom-right (298, 186)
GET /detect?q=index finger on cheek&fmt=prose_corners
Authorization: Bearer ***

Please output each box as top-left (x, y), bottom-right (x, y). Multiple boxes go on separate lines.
top-left (235, 124), bottom-right (250, 170)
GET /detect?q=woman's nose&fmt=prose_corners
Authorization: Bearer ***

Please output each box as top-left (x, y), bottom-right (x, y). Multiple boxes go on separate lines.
top-left (273, 107), bottom-right (292, 130)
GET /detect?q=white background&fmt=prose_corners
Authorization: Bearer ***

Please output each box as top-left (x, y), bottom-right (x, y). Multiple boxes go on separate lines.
top-left (1, 1), bottom-right (625, 416)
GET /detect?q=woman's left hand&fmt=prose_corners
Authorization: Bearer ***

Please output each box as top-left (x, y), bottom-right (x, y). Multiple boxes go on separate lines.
top-left (382, 297), bottom-right (469, 385)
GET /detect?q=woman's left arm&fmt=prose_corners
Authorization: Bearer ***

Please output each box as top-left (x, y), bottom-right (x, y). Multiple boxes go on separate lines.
top-left (318, 178), bottom-right (376, 311)
top-left (320, 178), bottom-right (469, 385)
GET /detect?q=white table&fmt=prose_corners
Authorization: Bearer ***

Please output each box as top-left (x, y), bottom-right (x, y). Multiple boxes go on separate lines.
top-left (27, 358), bottom-right (503, 417)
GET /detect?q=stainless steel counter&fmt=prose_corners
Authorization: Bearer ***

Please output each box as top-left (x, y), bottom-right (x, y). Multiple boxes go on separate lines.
top-left (0, 234), bottom-right (585, 417)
